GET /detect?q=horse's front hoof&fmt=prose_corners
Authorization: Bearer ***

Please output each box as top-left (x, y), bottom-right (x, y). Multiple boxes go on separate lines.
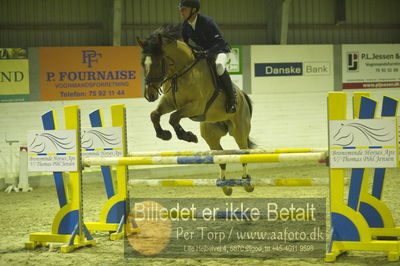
top-left (188, 132), bottom-right (198, 143)
top-left (178, 131), bottom-right (198, 143)
top-left (157, 130), bottom-right (172, 140)
top-left (222, 187), bottom-right (233, 196)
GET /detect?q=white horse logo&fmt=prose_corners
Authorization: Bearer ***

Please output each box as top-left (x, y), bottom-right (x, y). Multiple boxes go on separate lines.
top-left (81, 129), bottom-right (121, 149)
top-left (332, 122), bottom-right (394, 147)
top-left (29, 133), bottom-right (75, 153)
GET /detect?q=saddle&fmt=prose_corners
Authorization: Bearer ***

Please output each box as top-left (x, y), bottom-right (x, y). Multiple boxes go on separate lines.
top-left (189, 55), bottom-right (224, 122)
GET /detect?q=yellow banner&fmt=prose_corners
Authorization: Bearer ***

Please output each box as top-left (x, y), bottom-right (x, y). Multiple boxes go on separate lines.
top-left (0, 59), bottom-right (29, 95)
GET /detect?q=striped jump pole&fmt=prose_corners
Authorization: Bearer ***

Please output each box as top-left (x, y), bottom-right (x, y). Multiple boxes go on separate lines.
top-left (128, 148), bottom-right (328, 157)
top-left (128, 177), bottom-right (334, 187)
top-left (83, 152), bottom-right (326, 167)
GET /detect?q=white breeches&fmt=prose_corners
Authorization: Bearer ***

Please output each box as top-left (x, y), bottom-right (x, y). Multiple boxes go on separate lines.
top-left (215, 53), bottom-right (229, 76)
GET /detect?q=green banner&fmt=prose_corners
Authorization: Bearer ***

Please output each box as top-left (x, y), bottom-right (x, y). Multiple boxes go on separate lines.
top-left (227, 46), bottom-right (242, 75)
top-left (0, 94), bottom-right (30, 102)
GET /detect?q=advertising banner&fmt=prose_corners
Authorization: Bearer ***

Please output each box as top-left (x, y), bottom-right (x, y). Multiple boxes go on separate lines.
top-left (251, 45), bottom-right (334, 93)
top-left (227, 46), bottom-right (242, 74)
top-left (27, 130), bottom-right (78, 172)
top-left (227, 45), bottom-right (243, 90)
top-left (342, 44), bottom-right (400, 89)
top-left (0, 48), bottom-right (29, 102)
top-left (81, 127), bottom-right (123, 158)
top-left (40, 46), bottom-right (142, 101)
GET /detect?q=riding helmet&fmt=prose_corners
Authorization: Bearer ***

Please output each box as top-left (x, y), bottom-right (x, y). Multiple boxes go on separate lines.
top-left (178, 0), bottom-right (200, 10)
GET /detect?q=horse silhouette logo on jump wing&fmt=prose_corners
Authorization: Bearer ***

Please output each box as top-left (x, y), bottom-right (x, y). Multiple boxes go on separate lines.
top-left (81, 129), bottom-right (121, 150)
top-left (332, 122), bottom-right (395, 147)
top-left (29, 133), bottom-right (75, 154)
top-left (137, 24), bottom-right (255, 196)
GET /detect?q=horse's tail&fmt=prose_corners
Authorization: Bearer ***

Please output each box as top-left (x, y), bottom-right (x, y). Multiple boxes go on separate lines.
top-left (243, 92), bottom-right (253, 117)
top-left (243, 92), bottom-right (257, 149)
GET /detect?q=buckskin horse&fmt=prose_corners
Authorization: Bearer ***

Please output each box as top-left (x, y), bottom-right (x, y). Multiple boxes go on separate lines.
top-left (137, 24), bottom-right (255, 196)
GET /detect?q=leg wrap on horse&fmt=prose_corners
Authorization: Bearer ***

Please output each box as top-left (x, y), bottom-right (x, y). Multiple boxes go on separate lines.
top-left (220, 70), bottom-right (237, 113)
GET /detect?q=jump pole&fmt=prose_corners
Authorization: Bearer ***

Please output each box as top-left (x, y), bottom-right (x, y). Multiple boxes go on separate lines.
top-left (128, 148), bottom-right (328, 157)
top-left (128, 177), bottom-right (332, 187)
top-left (83, 152), bottom-right (326, 166)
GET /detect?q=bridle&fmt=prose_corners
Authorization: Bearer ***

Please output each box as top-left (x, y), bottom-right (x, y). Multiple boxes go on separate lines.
top-left (143, 52), bottom-right (201, 102)
top-left (143, 54), bottom-right (168, 101)
top-left (144, 55), bottom-right (168, 84)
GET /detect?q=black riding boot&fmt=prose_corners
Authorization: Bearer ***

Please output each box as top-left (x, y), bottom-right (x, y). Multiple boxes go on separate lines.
top-left (220, 70), bottom-right (237, 113)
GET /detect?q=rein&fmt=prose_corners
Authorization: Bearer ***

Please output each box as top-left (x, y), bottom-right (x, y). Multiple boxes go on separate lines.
top-left (164, 56), bottom-right (201, 107)
top-left (160, 55), bottom-right (200, 89)
top-left (149, 54), bottom-right (201, 107)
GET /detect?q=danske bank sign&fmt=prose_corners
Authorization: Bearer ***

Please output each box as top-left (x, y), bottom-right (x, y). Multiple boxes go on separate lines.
top-left (255, 62), bottom-right (329, 77)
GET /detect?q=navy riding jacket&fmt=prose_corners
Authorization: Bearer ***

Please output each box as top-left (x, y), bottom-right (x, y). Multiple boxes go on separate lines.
top-left (182, 13), bottom-right (230, 55)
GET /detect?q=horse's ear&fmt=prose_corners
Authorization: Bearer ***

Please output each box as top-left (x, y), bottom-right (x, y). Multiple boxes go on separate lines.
top-left (136, 37), bottom-right (145, 48)
top-left (157, 34), bottom-right (163, 46)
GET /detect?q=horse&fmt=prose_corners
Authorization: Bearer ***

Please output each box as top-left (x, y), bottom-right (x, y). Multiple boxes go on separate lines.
top-left (137, 24), bottom-right (255, 196)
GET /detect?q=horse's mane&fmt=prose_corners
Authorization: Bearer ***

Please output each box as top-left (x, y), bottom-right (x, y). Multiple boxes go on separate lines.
top-left (151, 23), bottom-right (182, 41)
top-left (142, 23), bottom-right (182, 56)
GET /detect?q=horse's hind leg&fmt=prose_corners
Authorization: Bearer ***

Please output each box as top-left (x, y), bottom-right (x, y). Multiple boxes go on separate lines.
top-left (240, 164), bottom-right (254, 192)
top-left (229, 121), bottom-right (254, 193)
top-left (200, 122), bottom-right (232, 196)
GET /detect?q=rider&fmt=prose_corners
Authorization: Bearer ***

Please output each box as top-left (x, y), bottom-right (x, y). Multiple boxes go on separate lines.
top-left (178, 0), bottom-right (237, 113)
